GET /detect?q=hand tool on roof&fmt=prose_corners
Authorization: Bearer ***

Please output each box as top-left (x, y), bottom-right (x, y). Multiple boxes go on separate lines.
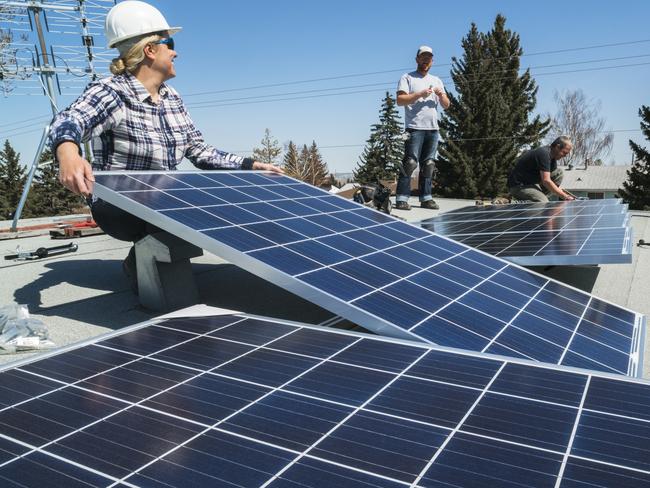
top-left (4, 242), bottom-right (78, 261)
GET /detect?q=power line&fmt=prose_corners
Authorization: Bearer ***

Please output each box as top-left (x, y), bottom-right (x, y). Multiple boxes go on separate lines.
top-left (3, 56), bottom-right (647, 139)
top-left (182, 67), bottom-right (410, 98)
top-left (0, 118), bottom-right (53, 137)
top-left (182, 38), bottom-right (650, 98)
top-left (185, 54), bottom-right (650, 108)
top-left (0, 114), bottom-right (50, 129)
top-left (3, 41), bottom-right (650, 134)
top-left (3, 59), bottom-right (649, 139)
top-left (1, 127), bottom-right (642, 154)
top-left (454, 61), bottom-right (650, 86)
top-left (186, 61), bottom-right (650, 110)
top-left (0, 127), bottom-right (43, 141)
top-left (230, 129), bottom-right (643, 153)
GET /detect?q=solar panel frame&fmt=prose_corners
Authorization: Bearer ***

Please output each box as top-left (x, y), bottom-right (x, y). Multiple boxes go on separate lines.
top-left (419, 200), bottom-right (633, 265)
top-left (91, 171), bottom-right (645, 376)
top-left (441, 198), bottom-right (625, 215)
top-left (0, 308), bottom-right (649, 487)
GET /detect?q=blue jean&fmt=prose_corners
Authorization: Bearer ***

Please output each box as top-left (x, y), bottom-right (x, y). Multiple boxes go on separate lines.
top-left (396, 129), bottom-right (440, 202)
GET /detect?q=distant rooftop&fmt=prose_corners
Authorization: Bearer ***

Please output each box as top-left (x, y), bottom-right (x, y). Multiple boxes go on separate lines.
top-left (562, 164), bottom-right (631, 191)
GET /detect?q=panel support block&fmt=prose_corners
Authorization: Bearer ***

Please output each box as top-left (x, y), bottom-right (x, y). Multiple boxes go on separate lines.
top-left (135, 232), bottom-right (204, 312)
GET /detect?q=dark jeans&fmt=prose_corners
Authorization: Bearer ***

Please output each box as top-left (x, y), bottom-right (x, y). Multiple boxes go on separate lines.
top-left (89, 198), bottom-right (161, 242)
top-left (396, 129), bottom-right (440, 202)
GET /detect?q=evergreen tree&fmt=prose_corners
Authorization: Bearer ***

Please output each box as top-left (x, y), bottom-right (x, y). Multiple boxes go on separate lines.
top-left (354, 92), bottom-right (402, 184)
top-left (252, 128), bottom-right (282, 165)
top-left (305, 141), bottom-right (328, 186)
top-left (296, 144), bottom-right (313, 186)
top-left (325, 173), bottom-right (338, 187)
top-left (283, 141), bottom-right (329, 186)
top-left (31, 149), bottom-right (85, 216)
top-left (0, 139), bottom-right (31, 219)
top-left (435, 24), bottom-right (484, 199)
top-left (619, 106), bottom-right (650, 210)
top-left (437, 15), bottom-right (549, 198)
top-left (283, 141), bottom-right (306, 181)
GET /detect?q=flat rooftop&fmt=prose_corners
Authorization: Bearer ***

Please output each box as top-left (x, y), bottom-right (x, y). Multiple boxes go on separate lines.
top-left (2, 196), bottom-right (649, 377)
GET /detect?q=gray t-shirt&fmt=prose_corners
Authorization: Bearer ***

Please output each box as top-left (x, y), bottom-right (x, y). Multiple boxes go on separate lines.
top-left (397, 71), bottom-right (445, 130)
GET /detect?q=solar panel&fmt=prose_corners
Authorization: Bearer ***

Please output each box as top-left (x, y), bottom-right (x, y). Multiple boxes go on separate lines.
top-left (419, 199), bottom-right (633, 265)
top-left (91, 171), bottom-right (645, 375)
top-left (1, 310), bottom-right (650, 487)
top-left (442, 198), bottom-right (625, 216)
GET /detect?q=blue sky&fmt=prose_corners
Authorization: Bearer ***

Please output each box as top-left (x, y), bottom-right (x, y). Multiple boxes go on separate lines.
top-left (1, 0), bottom-right (649, 174)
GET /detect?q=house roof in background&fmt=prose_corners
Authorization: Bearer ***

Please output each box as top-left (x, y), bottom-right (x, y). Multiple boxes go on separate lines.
top-left (562, 165), bottom-right (631, 191)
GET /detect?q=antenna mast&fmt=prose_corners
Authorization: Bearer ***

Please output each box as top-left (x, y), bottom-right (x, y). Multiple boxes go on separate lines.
top-left (1, 0), bottom-right (114, 231)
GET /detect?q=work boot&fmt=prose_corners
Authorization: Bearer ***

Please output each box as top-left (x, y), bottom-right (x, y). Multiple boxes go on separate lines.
top-left (122, 245), bottom-right (138, 295)
top-left (395, 201), bottom-right (411, 211)
top-left (420, 200), bottom-right (439, 210)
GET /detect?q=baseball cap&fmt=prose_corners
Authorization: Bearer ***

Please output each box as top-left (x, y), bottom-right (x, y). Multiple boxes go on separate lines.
top-left (417, 45), bottom-right (433, 56)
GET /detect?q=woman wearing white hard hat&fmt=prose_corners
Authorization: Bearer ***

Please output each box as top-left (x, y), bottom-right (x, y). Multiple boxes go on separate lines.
top-left (49, 0), bottom-right (281, 291)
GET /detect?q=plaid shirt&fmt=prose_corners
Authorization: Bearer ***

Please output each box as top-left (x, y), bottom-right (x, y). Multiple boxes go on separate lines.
top-left (49, 72), bottom-right (253, 171)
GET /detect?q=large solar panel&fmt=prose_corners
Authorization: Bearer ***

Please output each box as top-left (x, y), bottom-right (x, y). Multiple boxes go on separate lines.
top-left (419, 200), bottom-right (632, 265)
top-left (92, 171), bottom-right (645, 376)
top-left (1, 310), bottom-right (650, 487)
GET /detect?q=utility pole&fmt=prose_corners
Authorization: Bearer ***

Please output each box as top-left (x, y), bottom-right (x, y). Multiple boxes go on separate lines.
top-left (31, 4), bottom-right (58, 115)
top-left (1, 0), bottom-right (113, 232)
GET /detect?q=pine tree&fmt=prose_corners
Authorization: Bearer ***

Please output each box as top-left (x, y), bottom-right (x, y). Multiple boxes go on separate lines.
top-left (305, 141), bottom-right (329, 187)
top-left (252, 128), bottom-right (282, 166)
top-left (30, 149), bottom-right (85, 216)
top-left (0, 139), bottom-right (31, 219)
top-left (354, 92), bottom-right (402, 184)
top-left (435, 24), bottom-right (484, 199)
top-left (325, 173), bottom-right (338, 187)
top-left (283, 141), bottom-right (306, 181)
top-left (437, 15), bottom-right (549, 198)
top-left (283, 141), bottom-right (329, 186)
top-left (619, 106), bottom-right (650, 210)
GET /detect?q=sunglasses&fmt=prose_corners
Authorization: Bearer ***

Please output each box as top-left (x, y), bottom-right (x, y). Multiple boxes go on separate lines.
top-left (153, 37), bottom-right (175, 51)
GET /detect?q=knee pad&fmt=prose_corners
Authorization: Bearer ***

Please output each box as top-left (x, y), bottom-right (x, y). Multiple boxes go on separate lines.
top-left (399, 158), bottom-right (418, 177)
top-left (421, 159), bottom-right (436, 179)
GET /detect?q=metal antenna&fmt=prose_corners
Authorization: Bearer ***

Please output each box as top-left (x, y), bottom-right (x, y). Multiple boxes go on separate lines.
top-left (1, 0), bottom-right (114, 232)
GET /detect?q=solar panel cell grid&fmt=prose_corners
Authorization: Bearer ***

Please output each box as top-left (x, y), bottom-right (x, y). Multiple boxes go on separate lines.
top-left (1, 314), bottom-right (649, 487)
top-left (91, 171), bottom-right (644, 375)
top-left (433, 212), bottom-right (628, 236)
top-left (420, 199), bottom-right (632, 266)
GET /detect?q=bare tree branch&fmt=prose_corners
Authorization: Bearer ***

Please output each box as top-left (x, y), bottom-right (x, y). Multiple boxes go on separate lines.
top-left (549, 89), bottom-right (614, 166)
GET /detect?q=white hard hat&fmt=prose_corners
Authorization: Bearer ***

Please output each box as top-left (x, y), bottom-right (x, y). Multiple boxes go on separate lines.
top-left (105, 0), bottom-right (182, 49)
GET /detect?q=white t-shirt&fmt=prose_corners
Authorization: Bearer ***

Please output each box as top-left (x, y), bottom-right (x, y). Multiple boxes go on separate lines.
top-left (397, 71), bottom-right (445, 130)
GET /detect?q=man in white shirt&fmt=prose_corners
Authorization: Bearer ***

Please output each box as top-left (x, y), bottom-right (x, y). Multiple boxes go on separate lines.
top-left (396, 46), bottom-right (450, 210)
